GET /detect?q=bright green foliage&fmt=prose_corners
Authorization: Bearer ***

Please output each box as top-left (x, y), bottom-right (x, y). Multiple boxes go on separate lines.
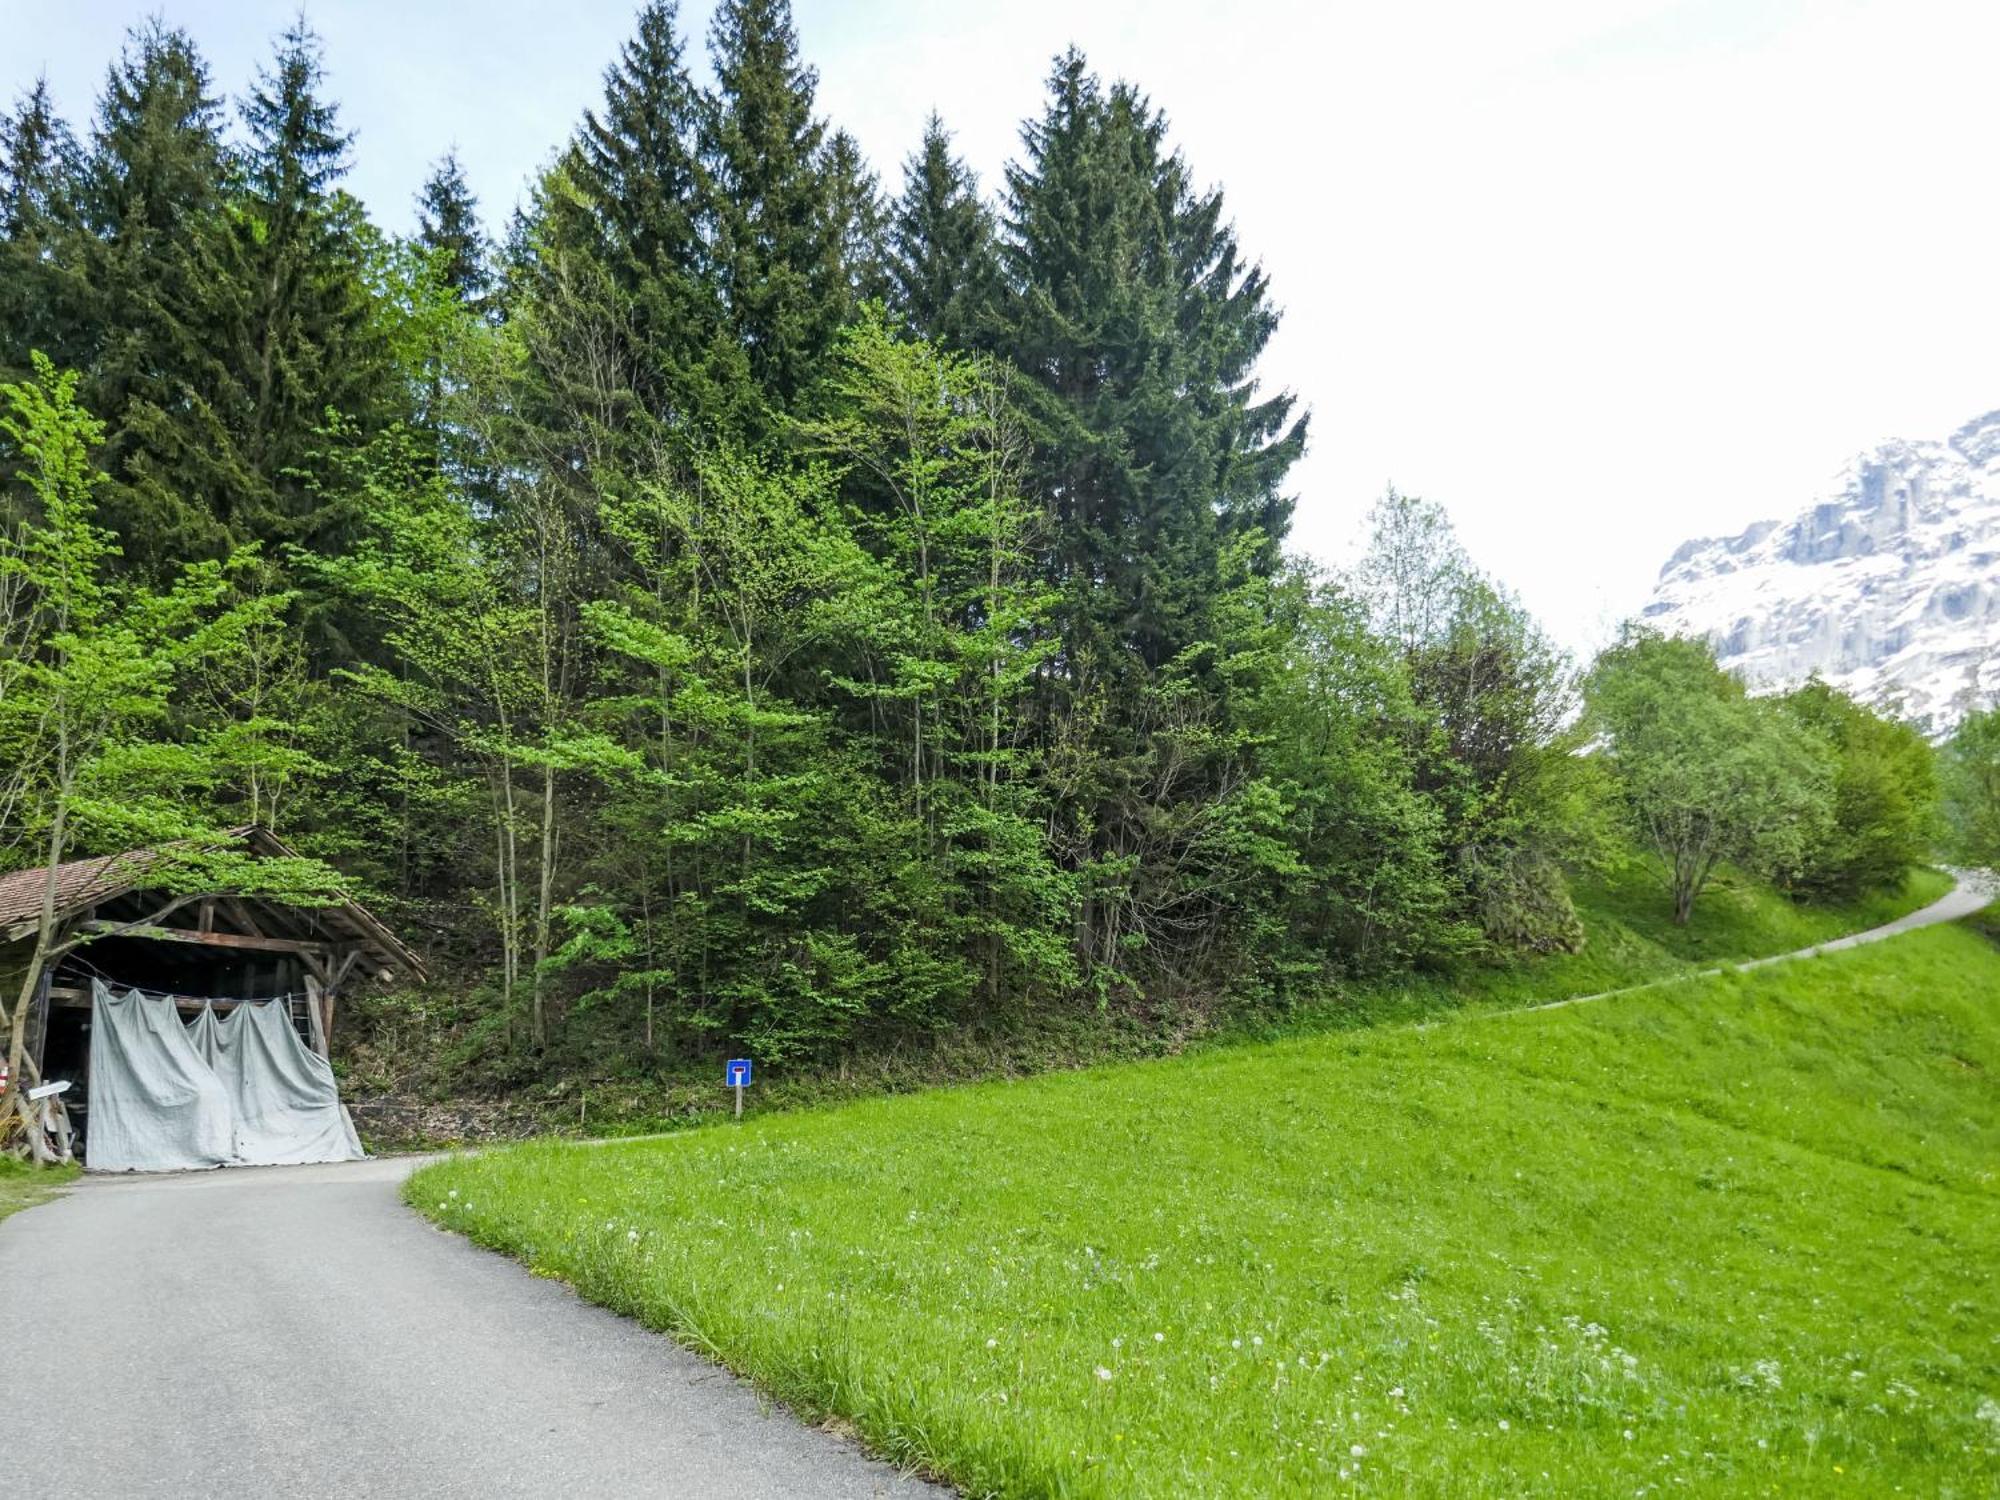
top-left (886, 113), bottom-right (1000, 349)
top-left (1586, 631), bottom-right (1833, 924)
top-left (0, 353), bottom-right (345, 1117)
top-left (1358, 490), bottom-right (1608, 953)
top-left (1208, 564), bottom-right (1457, 984)
top-left (1774, 677), bottom-right (1938, 899)
top-left (414, 914), bottom-right (2000, 1497)
top-left (1941, 705), bottom-right (2000, 865)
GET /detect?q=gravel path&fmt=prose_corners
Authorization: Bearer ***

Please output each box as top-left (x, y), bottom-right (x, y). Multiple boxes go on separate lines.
top-left (0, 1155), bottom-right (946, 1499)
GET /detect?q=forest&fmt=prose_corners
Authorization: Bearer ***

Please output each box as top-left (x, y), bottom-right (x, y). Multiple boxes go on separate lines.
top-left (2, 2), bottom-right (1994, 1109)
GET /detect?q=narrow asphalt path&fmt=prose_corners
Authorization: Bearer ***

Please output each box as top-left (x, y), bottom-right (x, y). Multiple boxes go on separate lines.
top-left (0, 1155), bottom-right (947, 1499)
top-left (1521, 865), bottom-right (1996, 1015)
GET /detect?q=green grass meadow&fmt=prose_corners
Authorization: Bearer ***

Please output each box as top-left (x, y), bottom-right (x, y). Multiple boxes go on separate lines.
top-left (411, 888), bottom-right (1999, 1497)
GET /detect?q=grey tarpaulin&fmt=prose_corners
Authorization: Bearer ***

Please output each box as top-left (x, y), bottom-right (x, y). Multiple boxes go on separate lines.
top-left (85, 981), bottom-right (364, 1172)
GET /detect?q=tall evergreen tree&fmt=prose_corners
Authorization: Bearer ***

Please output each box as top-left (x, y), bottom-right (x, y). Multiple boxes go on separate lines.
top-left (701, 0), bottom-right (847, 416)
top-left (823, 128), bottom-right (889, 312)
top-left (416, 149), bottom-right (490, 306)
top-left (886, 112), bottom-right (998, 350)
top-left (231, 17), bottom-right (394, 560)
top-left (0, 77), bottom-right (83, 384)
top-left (1001, 50), bottom-right (1306, 671)
top-left (75, 21), bottom-right (250, 571)
top-left (543, 0), bottom-right (737, 432)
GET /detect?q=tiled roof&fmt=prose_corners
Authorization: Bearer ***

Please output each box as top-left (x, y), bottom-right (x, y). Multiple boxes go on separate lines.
top-left (0, 847), bottom-right (176, 929)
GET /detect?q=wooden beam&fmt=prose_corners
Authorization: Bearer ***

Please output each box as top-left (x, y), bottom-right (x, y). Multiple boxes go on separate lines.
top-left (50, 985), bottom-right (268, 1013)
top-left (76, 919), bottom-right (331, 956)
top-left (218, 895), bottom-right (269, 939)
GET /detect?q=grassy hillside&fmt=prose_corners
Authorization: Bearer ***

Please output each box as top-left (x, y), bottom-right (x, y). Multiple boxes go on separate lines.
top-left (356, 861), bottom-right (1953, 1143)
top-left (1315, 860), bottom-right (1953, 1030)
top-left (410, 892), bottom-right (2000, 1497)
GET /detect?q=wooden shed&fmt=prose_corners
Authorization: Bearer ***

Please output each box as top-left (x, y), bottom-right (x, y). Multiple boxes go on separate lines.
top-left (0, 826), bottom-right (421, 1154)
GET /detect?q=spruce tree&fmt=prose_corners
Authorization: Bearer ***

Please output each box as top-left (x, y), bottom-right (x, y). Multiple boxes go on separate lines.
top-left (232, 17), bottom-right (395, 558)
top-left (701, 0), bottom-right (847, 415)
top-left (824, 128), bottom-right (889, 311)
top-left (886, 112), bottom-right (999, 350)
top-left (75, 21), bottom-right (249, 571)
top-left (416, 149), bottom-right (490, 306)
top-left (1001, 49), bottom-right (1306, 670)
top-left (0, 77), bottom-right (83, 384)
top-left (547, 0), bottom-right (737, 434)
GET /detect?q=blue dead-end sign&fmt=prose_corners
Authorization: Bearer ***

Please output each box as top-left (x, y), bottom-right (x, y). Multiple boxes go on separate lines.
top-left (726, 1058), bottom-right (752, 1088)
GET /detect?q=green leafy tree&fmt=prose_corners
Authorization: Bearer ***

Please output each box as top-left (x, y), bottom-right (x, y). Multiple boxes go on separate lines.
top-left (1357, 489), bottom-right (1608, 953)
top-left (802, 314), bottom-right (1073, 1018)
top-left (1585, 629), bottom-right (1833, 924)
top-left (0, 355), bottom-right (342, 1141)
top-left (1199, 561), bottom-right (1459, 993)
top-left (1775, 678), bottom-right (1937, 899)
top-left (1941, 705), bottom-right (2000, 867)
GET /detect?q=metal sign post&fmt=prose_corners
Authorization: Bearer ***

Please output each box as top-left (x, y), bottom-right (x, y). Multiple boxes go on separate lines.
top-left (725, 1058), bottom-right (752, 1119)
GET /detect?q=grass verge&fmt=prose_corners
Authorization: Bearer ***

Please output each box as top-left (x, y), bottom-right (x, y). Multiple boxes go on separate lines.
top-left (0, 1157), bottom-right (79, 1223)
top-left (410, 898), bottom-right (2000, 1497)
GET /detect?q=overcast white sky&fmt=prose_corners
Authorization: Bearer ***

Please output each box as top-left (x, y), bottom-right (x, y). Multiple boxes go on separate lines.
top-left (8, 0), bottom-right (1998, 655)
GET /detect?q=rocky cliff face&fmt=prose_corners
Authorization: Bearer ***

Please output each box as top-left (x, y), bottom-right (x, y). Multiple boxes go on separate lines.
top-left (1643, 409), bottom-right (2000, 732)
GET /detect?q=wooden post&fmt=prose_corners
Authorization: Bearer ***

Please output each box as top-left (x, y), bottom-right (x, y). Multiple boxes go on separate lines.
top-left (25, 963), bottom-right (52, 1078)
top-left (303, 973), bottom-right (328, 1058)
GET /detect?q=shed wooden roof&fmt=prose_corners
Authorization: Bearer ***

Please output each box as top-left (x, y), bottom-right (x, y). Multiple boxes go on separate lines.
top-left (0, 827), bottom-right (422, 977)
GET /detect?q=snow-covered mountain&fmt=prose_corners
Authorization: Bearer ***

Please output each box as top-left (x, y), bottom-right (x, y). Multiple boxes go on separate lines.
top-left (1642, 409), bottom-right (2000, 732)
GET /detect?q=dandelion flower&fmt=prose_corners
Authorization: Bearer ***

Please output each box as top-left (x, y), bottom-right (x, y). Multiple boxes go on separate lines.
top-left (1096, 1367), bottom-right (1115, 1382)
top-left (1349, 1443), bottom-right (1366, 1458)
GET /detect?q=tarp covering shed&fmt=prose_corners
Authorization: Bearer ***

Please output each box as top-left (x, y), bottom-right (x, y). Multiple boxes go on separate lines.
top-left (0, 825), bottom-right (422, 1168)
top-left (85, 982), bottom-right (363, 1172)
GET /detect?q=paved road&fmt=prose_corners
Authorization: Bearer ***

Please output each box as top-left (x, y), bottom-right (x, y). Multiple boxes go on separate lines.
top-left (0, 1156), bottom-right (946, 1499)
